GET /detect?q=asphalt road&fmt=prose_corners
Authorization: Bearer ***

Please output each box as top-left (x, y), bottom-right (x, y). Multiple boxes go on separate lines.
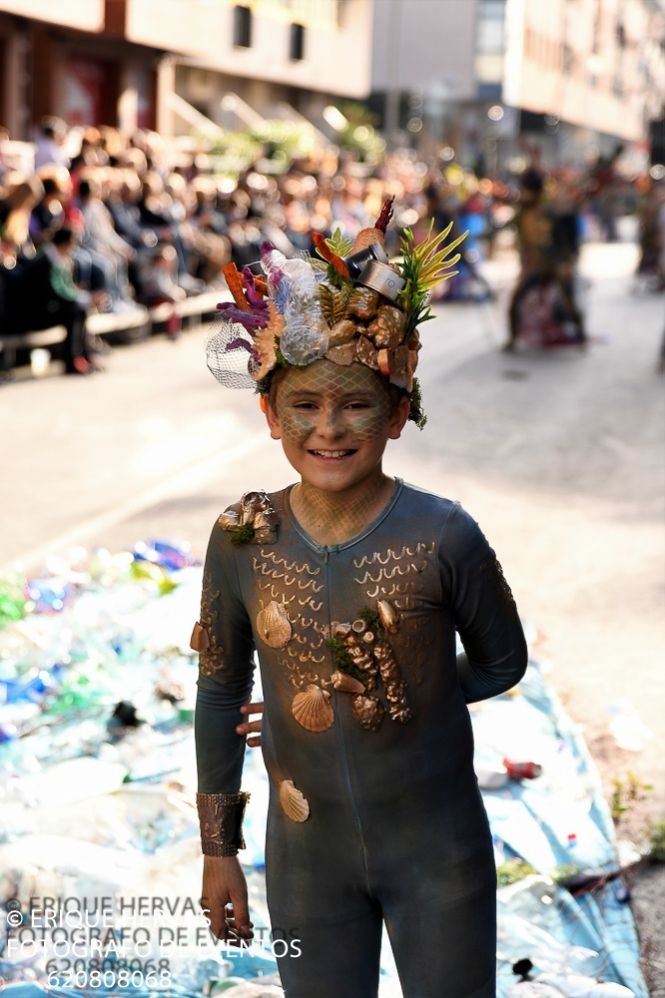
top-left (2, 240), bottom-right (664, 986)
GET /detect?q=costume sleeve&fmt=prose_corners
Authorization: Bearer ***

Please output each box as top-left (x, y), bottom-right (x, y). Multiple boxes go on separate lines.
top-left (194, 519), bottom-right (256, 794)
top-left (439, 502), bottom-right (528, 703)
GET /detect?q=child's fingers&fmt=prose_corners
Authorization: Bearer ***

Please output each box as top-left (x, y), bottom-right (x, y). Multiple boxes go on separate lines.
top-left (240, 700), bottom-right (265, 715)
top-left (236, 718), bottom-right (262, 734)
top-left (247, 735), bottom-right (261, 747)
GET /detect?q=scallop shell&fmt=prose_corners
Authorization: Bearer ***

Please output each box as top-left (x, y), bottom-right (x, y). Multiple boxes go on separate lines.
top-left (189, 621), bottom-right (210, 652)
top-left (279, 779), bottom-right (310, 822)
top-left (292, 684), bottom-right (334, 732)
top-left (377, 599), bottom-right (399, 633)
top-left (331, 671), bottom-right (365, 694)
top-left (256, 602), bottom-right (292, 649)
top-left (218, 505), bottom-right (241, 531)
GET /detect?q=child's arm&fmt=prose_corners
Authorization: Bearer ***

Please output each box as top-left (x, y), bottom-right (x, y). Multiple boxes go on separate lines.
top-left (439, 503), bottom-right (528, 703)
top-left (193, 518), bottom-right (256, 942)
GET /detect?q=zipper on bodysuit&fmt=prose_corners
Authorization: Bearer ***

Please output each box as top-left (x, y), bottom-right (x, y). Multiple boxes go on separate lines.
top-left (323, 544), bottom-right (373, 895)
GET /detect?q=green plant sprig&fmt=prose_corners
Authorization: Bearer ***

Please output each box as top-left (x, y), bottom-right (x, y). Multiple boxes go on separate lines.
top-left (397, 222), bottom-right (467, 335)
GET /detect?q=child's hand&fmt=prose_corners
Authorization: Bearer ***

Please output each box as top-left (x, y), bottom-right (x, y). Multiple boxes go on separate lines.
top-left (201, 855), bottom-right (254, 944)
top-left (236, 700), bottom-right (264, 747)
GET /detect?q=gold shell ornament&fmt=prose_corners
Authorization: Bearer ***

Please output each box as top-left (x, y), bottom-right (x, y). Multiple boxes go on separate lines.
top-left (348, 287), bottom-right (380, 321)
top-left (331, 671), bottom-right (365, 694)
top-left (367, 305), bottom-right (406, 349)
top-left (377, 599), bottom-right (399, 633)
top-left (218, 490), bottom-right (279, 545)
top-left (292, 684), bottom-right (334, 732)
top-left (352, 694), bottom-right (385, 731)
top-left (325, 342), bottom-right (357, 366)
top-left (256, 602), bottom-right (292, 649)
top-left (190, 621), bottom-right (210, 652)
top-left (279, 779), bottom-right (310, 822)
top-left (328, 319), bottom-right (356, 347)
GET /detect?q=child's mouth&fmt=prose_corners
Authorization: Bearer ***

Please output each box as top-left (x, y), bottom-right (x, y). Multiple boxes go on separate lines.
top-left (308, 449), bottom-right (357, 462)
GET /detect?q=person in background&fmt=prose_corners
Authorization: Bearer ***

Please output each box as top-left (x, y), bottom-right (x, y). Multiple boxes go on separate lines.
top-left (34, 117), bottom-right (70, 171)
top-left (2, 226), bottom-right (98, 375)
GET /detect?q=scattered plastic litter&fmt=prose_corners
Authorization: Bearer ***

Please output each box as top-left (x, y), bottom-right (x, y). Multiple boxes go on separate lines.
top-left (0, 544), bottom-right (648, 997)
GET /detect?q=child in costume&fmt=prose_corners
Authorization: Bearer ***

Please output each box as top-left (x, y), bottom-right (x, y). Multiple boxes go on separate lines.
top-left (193, 201), bottom-right (528, 997)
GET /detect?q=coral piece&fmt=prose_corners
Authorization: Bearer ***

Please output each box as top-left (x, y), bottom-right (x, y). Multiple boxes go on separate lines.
top-left (279, 779), bottom-right (310, 822)
top-left (352, 694), bottom-right (385, 731)
top-left (256, 601), bottom-right (292, 649)
top-left (292, 684), bottom-right (334, 732)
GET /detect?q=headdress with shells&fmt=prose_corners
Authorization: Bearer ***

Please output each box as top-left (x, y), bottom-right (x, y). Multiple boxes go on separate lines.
top-left (205, 198), bottom-right (466, 426)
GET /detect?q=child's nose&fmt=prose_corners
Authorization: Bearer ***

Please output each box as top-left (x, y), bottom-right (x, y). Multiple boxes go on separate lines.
top-left (321, 405), bottom-right (344, 437)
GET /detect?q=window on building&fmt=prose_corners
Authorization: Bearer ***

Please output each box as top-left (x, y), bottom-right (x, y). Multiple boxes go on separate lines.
top-left (233, 6), bottom-right (252, 48)
top-left (289, 23), bottom-right (305, 61)
top-left (477, 0), bottom-right (506, 54)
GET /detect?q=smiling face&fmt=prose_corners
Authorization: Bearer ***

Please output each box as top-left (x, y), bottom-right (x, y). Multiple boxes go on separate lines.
top-left (264, 360), bottom-right (410, 493)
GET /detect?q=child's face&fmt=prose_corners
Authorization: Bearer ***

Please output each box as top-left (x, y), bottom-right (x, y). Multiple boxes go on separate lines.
top-left (265, 360), bottom-right (409, 493)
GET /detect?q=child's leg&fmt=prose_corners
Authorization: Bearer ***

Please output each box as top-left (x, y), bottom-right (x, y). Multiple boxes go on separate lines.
top-left (382, 877), bottom-right (496, 998)
top-left (269, 901), bottom-right (383, 998)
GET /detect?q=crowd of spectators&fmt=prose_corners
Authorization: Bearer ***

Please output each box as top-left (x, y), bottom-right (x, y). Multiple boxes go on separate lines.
top-left (1, 115), bottom-right (662, 375)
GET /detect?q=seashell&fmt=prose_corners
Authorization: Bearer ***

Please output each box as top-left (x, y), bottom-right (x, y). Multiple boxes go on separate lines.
top-left (348, 287), bottom-right (380, 320)
top-left (190, 621), bottom-right (210, 652)
top-left (352, 694), bottom-right (385, 731)
top-left (328, 319), bottom-right (356, 347)
top-left (218, 504), bottom-right (242, 531)
top-left (377, 599), bottom-right (399, 633)
top-left (363, 631), bottom-right (375, 644)
top-left (256, 602), bottom-right (292, 649)
top-left (292, 684), bottom-right (334, 732)
top-left (279, 779), bottom-right (310, 822)
top-left (333, 622), bottom-right (351, 639)
top-left (367, 305), bottom-right (406, 349)
top-left (355, 335), bottom-right (379, 370)
top-left (326, 342), bottom-right (357, 366)
top-left (351, 619), bottom-right (367, 634)
top-left (331, 671), bottom-right (365, 694)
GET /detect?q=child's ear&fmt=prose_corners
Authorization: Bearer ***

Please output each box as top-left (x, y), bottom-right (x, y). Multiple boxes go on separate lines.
top-left (261, 395), bottom-right (282, 440)
top-left (388, 396), bottom-right (411, 440)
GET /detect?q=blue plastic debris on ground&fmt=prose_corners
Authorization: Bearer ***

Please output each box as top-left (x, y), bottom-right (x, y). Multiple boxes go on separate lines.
top-left (0, 548), bottom-right (648, 997)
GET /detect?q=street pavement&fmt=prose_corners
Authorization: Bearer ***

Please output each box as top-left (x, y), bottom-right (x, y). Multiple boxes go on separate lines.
top-left (2, 240), bottom-right (664, 984)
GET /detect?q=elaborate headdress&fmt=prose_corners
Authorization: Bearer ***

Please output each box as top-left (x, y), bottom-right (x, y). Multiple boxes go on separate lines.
top-left (206, 198), bottom-right (465, 426)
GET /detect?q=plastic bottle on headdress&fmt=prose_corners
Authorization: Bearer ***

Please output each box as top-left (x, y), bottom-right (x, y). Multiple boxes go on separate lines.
top-left (280, 297), bottom-right (330, 366)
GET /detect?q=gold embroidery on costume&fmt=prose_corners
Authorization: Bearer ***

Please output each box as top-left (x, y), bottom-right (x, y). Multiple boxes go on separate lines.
top-left (198, 570), bottom-right (225, 677)
top-left (353, 541), bottom-right (436, 612)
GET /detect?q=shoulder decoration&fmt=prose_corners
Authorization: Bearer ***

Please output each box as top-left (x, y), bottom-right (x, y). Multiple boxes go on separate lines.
top-left (218, 490), bottom-right (279, 545)
top-left (206, 198), bottom-right (467, 428)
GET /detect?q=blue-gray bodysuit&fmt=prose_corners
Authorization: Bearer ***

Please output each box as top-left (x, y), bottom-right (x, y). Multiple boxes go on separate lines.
top-left (195, 480), bottom-right (528, 997)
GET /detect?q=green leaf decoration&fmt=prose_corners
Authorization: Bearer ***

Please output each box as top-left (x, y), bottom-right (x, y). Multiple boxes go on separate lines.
top-left (397, 222), bottom-right (467, 334)
top-left (325, 227), bottom-right (354, 258)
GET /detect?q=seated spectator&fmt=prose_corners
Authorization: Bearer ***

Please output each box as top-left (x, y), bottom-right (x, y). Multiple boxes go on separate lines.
top-left (2, 226), bottom-right (97, 374)
top-left (1, 176), bottom-right (44, 266)
top-left (77, 174), bottom-right (137, 311)
top-left (138, 244), bottom-right (186, 338)
top-left (34, 117), bottom-right (70, 171)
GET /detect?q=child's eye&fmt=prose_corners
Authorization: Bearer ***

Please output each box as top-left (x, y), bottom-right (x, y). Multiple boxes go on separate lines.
top-left (292, 401), bottom-right (317, 410)
top-left (346, 401), bottom-right (371, 410)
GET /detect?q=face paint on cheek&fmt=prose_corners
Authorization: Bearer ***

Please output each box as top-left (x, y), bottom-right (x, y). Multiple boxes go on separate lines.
top-left (346, 398), bottom-right (391, 441)
top-left (277, 407), bottom-right (318, 446)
